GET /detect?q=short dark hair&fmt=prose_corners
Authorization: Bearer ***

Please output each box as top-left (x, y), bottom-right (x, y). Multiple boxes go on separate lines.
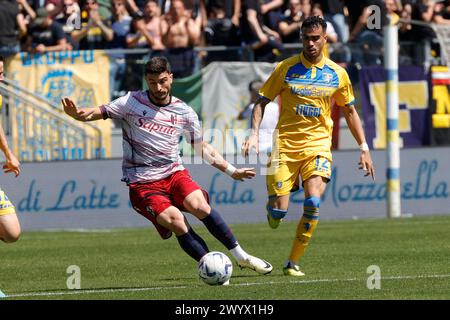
top-left (145, 0), bottom-right (158, 5)
top-left (0, 55), bottom-right (4, 62)
top-left (301, 16), bottom-right (327, 34)
top-left (209, 0), bottom-right (226, 11)
top-left (144, 56), bottom-right (171, 75)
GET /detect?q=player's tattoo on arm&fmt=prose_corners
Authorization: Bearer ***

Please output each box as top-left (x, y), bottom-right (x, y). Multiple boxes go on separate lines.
top-left (251, 96), bottom-right (270, 136)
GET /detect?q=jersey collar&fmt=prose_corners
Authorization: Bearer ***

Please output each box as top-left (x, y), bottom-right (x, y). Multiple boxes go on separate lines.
top-left (147, 90), bottom-right (172, 107)
top-left (300, 52), bottom-right (326, 69)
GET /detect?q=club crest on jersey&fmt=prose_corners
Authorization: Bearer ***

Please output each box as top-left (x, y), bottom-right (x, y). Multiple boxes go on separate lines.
top-left (142, 110), bottom-right (147, 116)
top-left (276, 182), bottom-right (283, 189)
top-left (323, 73), bottom-right (333, 83)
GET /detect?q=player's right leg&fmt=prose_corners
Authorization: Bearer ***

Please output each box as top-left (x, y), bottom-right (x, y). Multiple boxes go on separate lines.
top-left (0, 212), bottom-right (21, 244)
top-left (266, 195), bottom-right (290, 229)
top-left (0, 188), bottom-right (21, 243)
top-left (265, 154), bottom-right (300, 229)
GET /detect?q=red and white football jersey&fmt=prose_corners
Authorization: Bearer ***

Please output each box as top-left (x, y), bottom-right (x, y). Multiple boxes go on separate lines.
top-left (101, 91), bottom-right (202, 184)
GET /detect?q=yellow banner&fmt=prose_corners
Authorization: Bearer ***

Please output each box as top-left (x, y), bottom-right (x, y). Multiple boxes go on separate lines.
top-left (6, 50), bottom-right (111, 160)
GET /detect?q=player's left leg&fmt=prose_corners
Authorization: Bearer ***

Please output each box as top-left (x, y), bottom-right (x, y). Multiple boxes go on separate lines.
top-left (283, 155), bottom-right (332, 276)
top-left (0, 212), bottom-right (21, 244)
top-left (284, 175), bottom-right (328, 276)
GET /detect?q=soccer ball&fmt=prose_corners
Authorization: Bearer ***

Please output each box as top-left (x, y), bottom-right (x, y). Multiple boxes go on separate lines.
top-left (198, 251), bottom-right (233, 285)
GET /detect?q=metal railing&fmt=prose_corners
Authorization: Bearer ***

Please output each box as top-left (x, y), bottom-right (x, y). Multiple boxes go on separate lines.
top-left (0, 78), bottom-right (104, 162)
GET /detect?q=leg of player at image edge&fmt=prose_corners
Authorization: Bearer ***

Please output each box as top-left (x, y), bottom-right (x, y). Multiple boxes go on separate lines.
top-left (0, 289), bottom-right (7, 298)
top-left (283, 196), bottom-right (320, 277)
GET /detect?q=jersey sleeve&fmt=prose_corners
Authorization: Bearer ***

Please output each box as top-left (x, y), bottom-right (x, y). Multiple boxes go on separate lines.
top-left (183, 107), bottom-right (203, 144)
top-left (100, 92), bottom-right (131, 119)
top-left (333, 69), bottom-right (355, 107)
top-left (259, 62), bottom-right (285, 101)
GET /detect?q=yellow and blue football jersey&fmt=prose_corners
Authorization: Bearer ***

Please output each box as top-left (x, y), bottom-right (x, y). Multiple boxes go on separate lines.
top-left (0, 188), bottom-right (15, 216)
top-left (260, 52), bottom-right (355, 160)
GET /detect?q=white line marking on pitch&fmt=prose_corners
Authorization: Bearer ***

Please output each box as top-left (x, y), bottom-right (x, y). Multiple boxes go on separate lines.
top-left (5, 274), bottom-right (450, 298)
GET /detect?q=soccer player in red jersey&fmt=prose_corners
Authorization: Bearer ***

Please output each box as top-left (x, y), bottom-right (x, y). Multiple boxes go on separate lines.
top-left (62, 56), bottom-right (273, 279)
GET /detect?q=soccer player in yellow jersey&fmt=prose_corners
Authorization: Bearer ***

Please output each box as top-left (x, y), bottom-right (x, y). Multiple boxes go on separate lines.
top-left (0, 55), bottom-right (22, 244)
top-left (242, 16), bottom-right (375, 276)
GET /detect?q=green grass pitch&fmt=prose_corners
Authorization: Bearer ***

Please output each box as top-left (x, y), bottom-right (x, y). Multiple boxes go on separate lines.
top-left (0, 215), bottom-right (449, 300)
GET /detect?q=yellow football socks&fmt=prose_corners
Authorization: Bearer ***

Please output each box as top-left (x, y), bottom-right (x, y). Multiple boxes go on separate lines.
top-left (288, 196), bottom-right (320, 263)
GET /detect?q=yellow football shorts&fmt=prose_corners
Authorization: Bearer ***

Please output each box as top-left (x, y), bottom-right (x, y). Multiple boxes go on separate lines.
top-left (0, 188), bottom-right (16, 216)
top-left (266, 152), bottom-right (332, 197)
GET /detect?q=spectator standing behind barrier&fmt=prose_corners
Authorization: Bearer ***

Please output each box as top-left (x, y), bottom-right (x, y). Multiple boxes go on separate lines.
top-left (160, 0), bottom-right (201, 78)
top-left (203, 0), bottom-right (241, 26)
top-left (126, 0), bottom-right (165, 52)
top-left (311, 3), bottom-right (338, 43)
top-left (203, 0), bottom-right (241, 62)
top-left (260, 0), bottom-right (284, 32)
top-left (345, 0), bottom-right (387, 65)
top-left (384, 0), bottom-right (400, 25)
top-left (433, 0), bottom-right (450, 24)
top-left (278, 0), bottom-right (308, 44)
top-left (314, 0), bottom-right (348, 43)
top-left (312, 2), bottom-right (350, 64)
top-left (240, 0), bottom-right (283, 62)
top-left (0, 0), bottom-right (21, 58)
top-left (25, 7), bottom-right (70, 53)
top-left (407, 0), bottom-right (439, 58)
top-left (73, 0), bottom-right (113, 50)
top-left (44, 0), bottom-right (64, 17)
top-left (107, 0), bottom-right (132, 100)
top-left (229, 0), bottom-right (241, 27)
top-left (55, 0), bottom-right (81, 50)
top-left (16, 0), bottom-right (36, 40)
top-left (399, 1), bottom-right (413, 39)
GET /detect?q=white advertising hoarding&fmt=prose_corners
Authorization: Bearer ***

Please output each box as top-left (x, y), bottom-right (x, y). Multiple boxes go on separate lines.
top-left (0, 147), bottom-right (448, 231)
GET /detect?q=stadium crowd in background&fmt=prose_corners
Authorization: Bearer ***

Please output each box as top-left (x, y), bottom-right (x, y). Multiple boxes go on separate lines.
top-left (1, 0), bottom-right (450, 80)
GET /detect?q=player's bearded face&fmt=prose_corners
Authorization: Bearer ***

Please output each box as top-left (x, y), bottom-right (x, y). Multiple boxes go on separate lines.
top-left (302, 26), bottom-right (327, 61)
top-left (146, 71), bottom-right (173, 104)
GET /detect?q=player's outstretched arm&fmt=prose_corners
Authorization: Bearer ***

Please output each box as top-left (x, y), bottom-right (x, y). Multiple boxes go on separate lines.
top-left (193, 141), bottom-right (256, 181)
top-left (61, 97), bottom-right (103, 122)
top-left (342, 105), bottom-right (376, 181)
top-left (241, 96), bottom-right (270, 157)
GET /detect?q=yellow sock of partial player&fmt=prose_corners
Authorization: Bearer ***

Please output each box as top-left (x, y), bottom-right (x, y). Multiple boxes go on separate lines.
top-left (288, 196), bottom-right (320, 263)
